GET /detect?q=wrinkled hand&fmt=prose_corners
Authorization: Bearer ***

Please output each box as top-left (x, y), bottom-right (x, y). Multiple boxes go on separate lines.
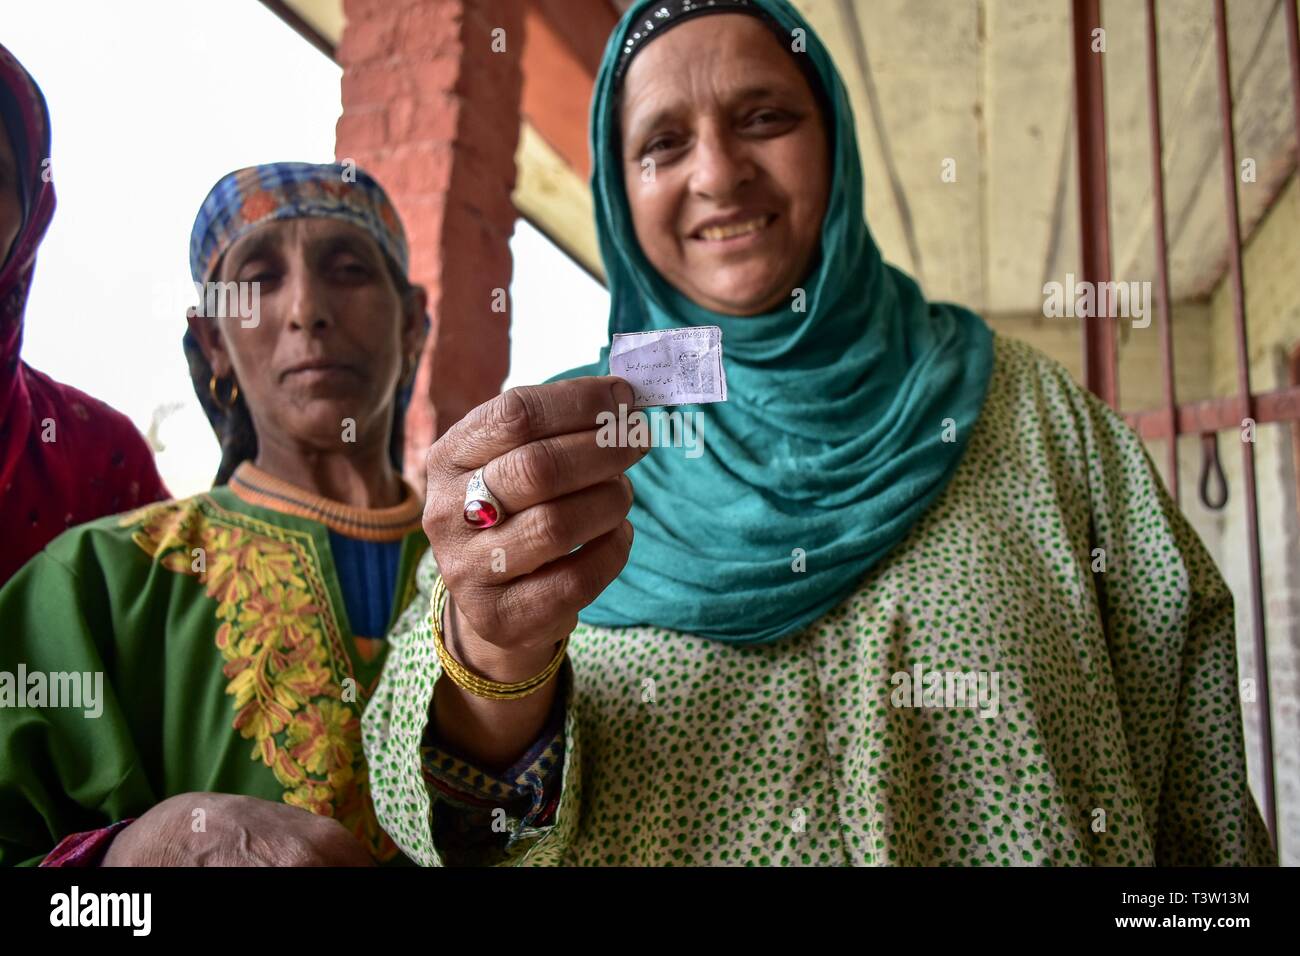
top-left (100, 792), bottom-right (374, 867)
top-left (423, 376), bottom-right (646, 680)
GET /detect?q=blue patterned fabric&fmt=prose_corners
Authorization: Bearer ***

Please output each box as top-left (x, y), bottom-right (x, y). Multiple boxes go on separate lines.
top-left (188, 162), bottom-right (409, 284)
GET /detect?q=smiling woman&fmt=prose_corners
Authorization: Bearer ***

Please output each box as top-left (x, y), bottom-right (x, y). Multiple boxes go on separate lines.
top-left (618, 14), bottom-right (830, 316)
top-left (362, 0), bottom-right (1272, 868)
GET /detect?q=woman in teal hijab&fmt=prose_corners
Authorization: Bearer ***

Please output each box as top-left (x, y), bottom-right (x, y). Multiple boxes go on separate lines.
top-left (366, 0), bottom-right (1272, 866)
top-left (557, 0), bottom-right (993, 643)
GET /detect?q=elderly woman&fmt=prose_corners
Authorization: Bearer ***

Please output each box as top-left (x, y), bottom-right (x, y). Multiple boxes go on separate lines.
top-left (365, 0), bottom-right (1271, 866)
top-left (0, 162), bottom-right (428, 866)
top-left (0, 43), bottom-right (169, 588)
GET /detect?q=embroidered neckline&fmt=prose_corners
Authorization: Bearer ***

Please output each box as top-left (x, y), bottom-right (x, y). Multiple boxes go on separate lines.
top-left (124, 494), bottom-right (399, 861)
top-left (229, 462), bottom-right (423, 542)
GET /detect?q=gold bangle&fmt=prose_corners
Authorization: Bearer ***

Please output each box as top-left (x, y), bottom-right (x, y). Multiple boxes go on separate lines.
top-left (430, 576), bottom-right (567, 701)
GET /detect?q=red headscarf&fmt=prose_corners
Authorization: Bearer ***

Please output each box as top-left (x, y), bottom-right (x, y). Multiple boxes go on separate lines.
top-left (0, 43), bottom-right (168, 587)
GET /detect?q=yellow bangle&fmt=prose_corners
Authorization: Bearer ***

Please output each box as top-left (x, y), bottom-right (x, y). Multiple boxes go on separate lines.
top-left (430, 575), bottom-right (567, 701)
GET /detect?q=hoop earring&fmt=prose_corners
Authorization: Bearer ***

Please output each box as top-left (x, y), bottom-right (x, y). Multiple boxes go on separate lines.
top-left (208, 374), bottom-right (239, 409)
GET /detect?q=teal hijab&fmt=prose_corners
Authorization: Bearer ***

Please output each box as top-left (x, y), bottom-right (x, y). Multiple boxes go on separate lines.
top-left (553, 0), bottom-right (994, 644)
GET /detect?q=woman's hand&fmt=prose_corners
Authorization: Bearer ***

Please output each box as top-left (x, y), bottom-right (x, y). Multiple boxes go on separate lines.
top-left (100, 792), bottom-right (375, 866)
top-left (423, 376), bottom-right (645, 681)
top-left (421, 377), bottom-right (646, 769)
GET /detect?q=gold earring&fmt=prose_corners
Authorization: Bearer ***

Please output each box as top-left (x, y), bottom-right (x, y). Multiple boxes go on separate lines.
top-left (208, 374), bottom-right (239, 409)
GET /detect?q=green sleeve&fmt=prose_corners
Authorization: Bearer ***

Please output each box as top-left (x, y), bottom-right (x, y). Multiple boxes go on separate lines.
top-left (1070, 379), bottom-right (1274, 865)
top-left (361, 555), bottom-right (580, 866)
top-left (0, 541), bottom-right (158, 866)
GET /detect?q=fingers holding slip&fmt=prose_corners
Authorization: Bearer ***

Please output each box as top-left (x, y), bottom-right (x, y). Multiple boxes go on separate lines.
top-left (422, 376), bottom-right (646, 658)
top-left (433, 376), bottom-right (637, 476)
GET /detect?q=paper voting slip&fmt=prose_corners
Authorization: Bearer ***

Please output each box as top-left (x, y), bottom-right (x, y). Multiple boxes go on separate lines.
top-left (608, 326), bottom-right (728, 408)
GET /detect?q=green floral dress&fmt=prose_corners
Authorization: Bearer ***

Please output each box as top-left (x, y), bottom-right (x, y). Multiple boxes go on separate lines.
top-left (0, 463), bottom-right (428, 865)
top-left (363, 335), bottom-right (1274, 866)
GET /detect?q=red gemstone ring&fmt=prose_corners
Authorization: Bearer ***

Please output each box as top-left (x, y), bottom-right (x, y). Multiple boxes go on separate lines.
top-left (463, 467), bottom-right (505, 529)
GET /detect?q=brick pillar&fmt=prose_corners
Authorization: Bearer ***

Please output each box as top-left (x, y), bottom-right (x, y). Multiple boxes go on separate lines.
top-left (336, 0), bottom-right (523, 487)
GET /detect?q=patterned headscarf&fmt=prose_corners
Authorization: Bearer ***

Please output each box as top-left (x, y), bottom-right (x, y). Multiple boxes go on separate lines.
top-left (612, 0), bottom-right (827, 115)
top-left (188, 161), bottom-right (408, 285)
top-left (183, 162), bottom-right (417, 486)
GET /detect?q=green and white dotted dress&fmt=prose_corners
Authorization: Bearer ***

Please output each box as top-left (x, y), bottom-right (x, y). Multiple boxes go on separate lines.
top-left (362, 335), bottom-right (1274, 866)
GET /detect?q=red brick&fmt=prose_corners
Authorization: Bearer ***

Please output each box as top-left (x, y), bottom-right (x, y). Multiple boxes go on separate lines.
top-left (447, 158), bottom-right (518, 227)
top-left (396, 2), bottom-right (466, 48)
top-left (335, 107), bottom-right (388, 151)
top-left (406, 56), bottom-right (463, 97)
top-left (456, 106), bottom-right (521, 169)
top-left (335, 16), bottom-right (399, 65)
top-left (386, 94), bottom-right (461, 144)
top-left (340, 64), bottom-right (406, 109)
top-left (529, 0), bottom-right (620, 76)
top-left (338, 0), bottom-right (527, 446)
top-left (345, 0), bottom-right (424, 21)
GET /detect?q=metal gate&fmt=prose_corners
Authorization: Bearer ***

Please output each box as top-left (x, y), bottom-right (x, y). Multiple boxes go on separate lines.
top-left (1070, 0), bottom-right (1300, 849)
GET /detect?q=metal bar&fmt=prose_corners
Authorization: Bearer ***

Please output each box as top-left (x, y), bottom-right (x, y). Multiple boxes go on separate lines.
top-left (1145, 0), bottom-right (1179, 502)
top-left (1291, 348), bottom-right (1300, 525)
top-left (1212, 0), bottom-right (1277, 847)
top-left (1287, 0), bottom-right (1300, 168)
top-left (1071, 0), bottom-right (1119, 408)
top-left (1125, 384), bottom-right (1300, 439)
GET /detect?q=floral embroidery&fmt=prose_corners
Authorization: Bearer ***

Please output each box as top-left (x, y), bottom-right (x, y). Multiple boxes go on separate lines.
top-left (122, 496), bottom-right (398, 861)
